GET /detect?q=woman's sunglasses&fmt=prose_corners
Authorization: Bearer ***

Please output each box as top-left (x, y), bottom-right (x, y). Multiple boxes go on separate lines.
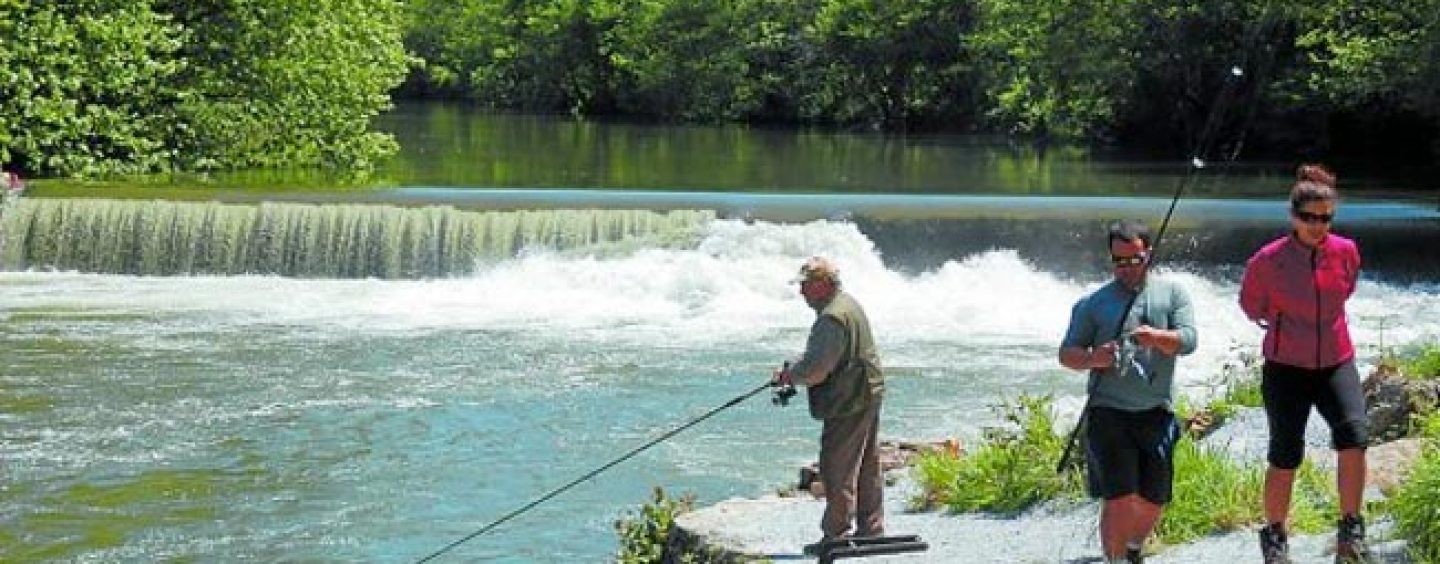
top-left (1292, 210), bottom-right (1334, 224)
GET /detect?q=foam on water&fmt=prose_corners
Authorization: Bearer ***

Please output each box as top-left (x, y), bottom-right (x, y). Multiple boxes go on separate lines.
top-left (3, 218), bottom-right (1439, 561)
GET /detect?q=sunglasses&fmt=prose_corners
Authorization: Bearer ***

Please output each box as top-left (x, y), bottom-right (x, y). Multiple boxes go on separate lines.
top-left (1292, 210), bottom-right (1334, 224)
top-left (1110, 253), bottom-right (1148, 267)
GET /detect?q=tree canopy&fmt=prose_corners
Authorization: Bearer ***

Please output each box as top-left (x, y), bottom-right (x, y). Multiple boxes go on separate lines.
top-left (3, 0), bottom-right (1438, 177)
top-left (0, 0), bottom-right (409, 177)
top-left (403, 0), bottom-right (1440, 161)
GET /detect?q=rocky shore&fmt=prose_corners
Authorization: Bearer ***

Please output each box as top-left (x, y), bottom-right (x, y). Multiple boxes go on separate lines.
top-left (659, 371), bottom-right (1436, 563)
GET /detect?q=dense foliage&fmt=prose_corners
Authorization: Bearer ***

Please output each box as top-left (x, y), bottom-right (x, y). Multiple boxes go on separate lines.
top-left (6, 0), bottom-right (1438, 177)
top-left (0, 0), bottom-right (408, 176)
top-left (401, 0), bottom-right (1440, 160)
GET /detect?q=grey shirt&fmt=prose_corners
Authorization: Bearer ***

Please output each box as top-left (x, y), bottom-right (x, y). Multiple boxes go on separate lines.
top-left (1061, 277), bottom-right (1197, 411)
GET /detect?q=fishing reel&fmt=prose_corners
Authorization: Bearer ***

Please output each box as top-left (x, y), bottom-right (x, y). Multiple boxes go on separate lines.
top-left (772, 361), bottom-right (797, 407)
top-left (772, 383), bottom-right (797, 406)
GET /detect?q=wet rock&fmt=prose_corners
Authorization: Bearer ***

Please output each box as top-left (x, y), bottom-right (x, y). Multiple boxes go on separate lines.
top-left (1363, 367), bottom-right (1440, 443)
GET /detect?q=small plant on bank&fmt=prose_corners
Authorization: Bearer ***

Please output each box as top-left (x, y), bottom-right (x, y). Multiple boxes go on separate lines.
top-left (910, 394), bottom-right (1083, 514)
top-left (615, 487), bottom-right (695, 564)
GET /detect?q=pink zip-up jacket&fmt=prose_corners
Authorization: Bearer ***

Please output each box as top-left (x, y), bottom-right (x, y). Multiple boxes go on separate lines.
top-left (1239, 233), bottom-right (1360, 369)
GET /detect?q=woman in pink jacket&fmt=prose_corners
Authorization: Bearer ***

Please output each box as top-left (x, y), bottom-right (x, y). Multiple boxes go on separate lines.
top-left (1240, 164), bottom-right (1367, 564)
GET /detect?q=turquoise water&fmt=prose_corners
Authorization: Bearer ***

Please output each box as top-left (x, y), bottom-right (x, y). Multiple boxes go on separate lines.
top-left (4, 105), bottom-right (1440, 561)
top-left (3, 216), bottom-right (1440, 561)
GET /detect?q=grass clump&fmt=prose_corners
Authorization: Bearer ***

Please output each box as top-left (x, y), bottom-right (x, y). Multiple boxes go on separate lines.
top-left (1401, 342), bottom-right (1440, 380)
top-left (1386, 409), bottom-right (1440, 562)
top-left (911, 394), bottom-right (1083, 513)
top-left (1156, 438), bottom-right (1263, 543)
top-left (1157, 438), bottom-right (1335, 546)
top-left (1388, 444), bottom-right (1440, 562)
top-left (615, 487), bottom-right (695, 564)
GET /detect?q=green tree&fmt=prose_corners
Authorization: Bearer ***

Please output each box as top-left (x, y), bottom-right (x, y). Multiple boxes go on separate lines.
top-left (160, 0), bottom-right (410, 170)
top-left (0, 0), bottom-right (186, 176)
top-left (967, 0), bottom-right (1139, 140)
top-left (1, 0), bottom-right (409, 177)
top-left (1287, 0), bottom-right (1440, 158)
top-left (605, 0), bottom-right (756, 120)
top-left (1112, 0), bottom-right (1287, 157)
top-left (403, 0), bottom-right (614, 114)
top-left (803, 0), bottom-right (978, 129)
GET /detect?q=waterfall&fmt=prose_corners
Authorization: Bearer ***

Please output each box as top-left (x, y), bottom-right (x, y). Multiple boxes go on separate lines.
top-left (0, 199), bottom-right (713, 278)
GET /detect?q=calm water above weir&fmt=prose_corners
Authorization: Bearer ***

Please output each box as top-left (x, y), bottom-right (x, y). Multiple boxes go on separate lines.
top-left (3, 104), bottom-right (1440, 562)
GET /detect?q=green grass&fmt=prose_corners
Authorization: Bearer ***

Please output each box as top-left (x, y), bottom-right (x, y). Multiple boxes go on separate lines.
top-left (911, 390), bottom-right (1340, 552)
top-left (910, 394), bottom-right (1083, 514)
top-left (1387, 444), bottom-right (1440, 563)
top-left (1401, 342), bottom-right (1440, 380)
top-left (1156, 439), bottom-right (1335, 546)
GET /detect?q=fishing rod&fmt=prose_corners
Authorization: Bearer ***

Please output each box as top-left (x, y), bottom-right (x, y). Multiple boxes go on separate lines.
top-left (414, 377), bottom-right (785, 563)
top-left (1054, 61), bottom-right (1255, 474)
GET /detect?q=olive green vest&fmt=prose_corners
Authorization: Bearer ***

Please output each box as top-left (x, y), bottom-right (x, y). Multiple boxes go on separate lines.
top-left (806, 291), bottom-right (885, 420)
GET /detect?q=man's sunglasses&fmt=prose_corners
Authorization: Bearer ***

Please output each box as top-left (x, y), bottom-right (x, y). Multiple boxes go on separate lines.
top-left (1110, 253), bottom-right (1148, 267)
top-left (1292, 210), bottom-right (1334, 224)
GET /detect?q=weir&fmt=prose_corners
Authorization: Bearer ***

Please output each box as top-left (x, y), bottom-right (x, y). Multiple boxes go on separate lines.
top-left (0, 199), bottom-right (712, 278)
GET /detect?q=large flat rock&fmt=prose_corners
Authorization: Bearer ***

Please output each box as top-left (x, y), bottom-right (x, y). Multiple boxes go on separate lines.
top-left (669, 475), bottom-right (1412, 563)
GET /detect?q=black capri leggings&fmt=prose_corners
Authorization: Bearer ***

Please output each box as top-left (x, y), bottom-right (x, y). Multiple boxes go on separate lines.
top-left (1262, 359), bottom-right (1368, 470)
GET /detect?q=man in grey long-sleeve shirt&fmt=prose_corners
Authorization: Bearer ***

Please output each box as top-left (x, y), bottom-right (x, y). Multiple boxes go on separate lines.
top-left (774, 256), bottom-right (885, 550)
top-left (1060, 220), bottom-right (1197, 564)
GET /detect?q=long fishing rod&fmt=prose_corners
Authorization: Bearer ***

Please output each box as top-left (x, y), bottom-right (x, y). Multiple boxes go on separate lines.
top-left (414, 378), bottom-right (778, 563)
top-left (1055, 61), bottom-right (1254, 474)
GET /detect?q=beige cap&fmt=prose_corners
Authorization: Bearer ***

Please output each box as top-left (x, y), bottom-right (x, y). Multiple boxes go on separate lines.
top-left (792, 256), bottom-right (840, 283)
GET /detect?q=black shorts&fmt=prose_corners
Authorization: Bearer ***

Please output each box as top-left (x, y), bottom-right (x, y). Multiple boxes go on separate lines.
top-left (1084, 406), bottom-right (1180, 504)
top-left (1262, 360), bottom-right (1368, 469)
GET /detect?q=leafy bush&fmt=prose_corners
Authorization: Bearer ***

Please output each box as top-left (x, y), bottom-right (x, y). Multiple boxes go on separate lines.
top-left (615, 487), bottom-right (694, 564)
top-left (911, 394), bottom-right (1083, 513)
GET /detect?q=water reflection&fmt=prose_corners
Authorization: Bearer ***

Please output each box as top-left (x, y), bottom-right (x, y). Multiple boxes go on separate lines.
top-left (26, 102), bottom-right (1439, 200)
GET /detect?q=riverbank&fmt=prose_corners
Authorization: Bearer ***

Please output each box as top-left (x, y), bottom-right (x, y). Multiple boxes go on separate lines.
top-left (665, 409), bottom-right (1423, 563)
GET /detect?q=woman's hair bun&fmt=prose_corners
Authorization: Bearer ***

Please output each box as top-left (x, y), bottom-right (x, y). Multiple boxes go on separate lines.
top-left (1296, 163), bottom-right (1336, 187)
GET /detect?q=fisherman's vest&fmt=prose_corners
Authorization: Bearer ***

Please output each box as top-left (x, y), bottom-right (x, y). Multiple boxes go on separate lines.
top-left (807, 291), bottom-right (885, 420)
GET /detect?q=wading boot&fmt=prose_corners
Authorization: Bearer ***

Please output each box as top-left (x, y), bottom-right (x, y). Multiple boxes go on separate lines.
top-left (1259, 523), bottom-right (1292, 564)
top-left (1335, 514), bottom-right (1371, 563)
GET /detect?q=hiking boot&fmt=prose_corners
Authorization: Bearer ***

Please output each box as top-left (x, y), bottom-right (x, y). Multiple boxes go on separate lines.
top-left (1336, 514), bottom-right (1371, 563)
top-left (1259, 523), bottom-right (1292, 564)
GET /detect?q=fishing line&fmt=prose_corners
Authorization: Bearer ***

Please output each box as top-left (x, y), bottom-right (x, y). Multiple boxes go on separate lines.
top-left (414, 379), bottom-right (776, 563)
